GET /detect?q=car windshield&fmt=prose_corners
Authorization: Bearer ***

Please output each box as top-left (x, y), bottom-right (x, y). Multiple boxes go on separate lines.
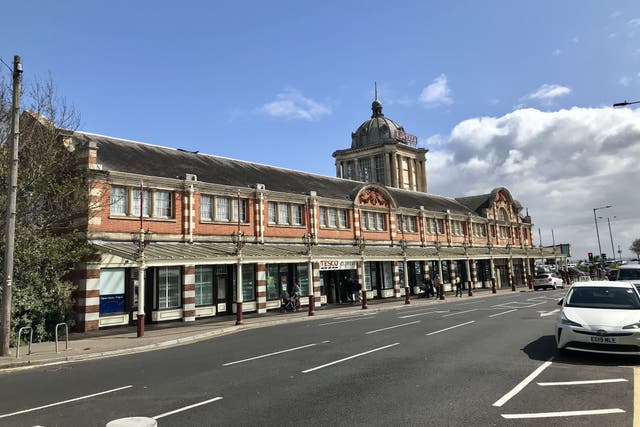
top-left (618, 269), bottom-right (640, 280)
top-left (535, 274), bottom-right (549, 279)
top-left (565, 286), bottom-right (640, 309)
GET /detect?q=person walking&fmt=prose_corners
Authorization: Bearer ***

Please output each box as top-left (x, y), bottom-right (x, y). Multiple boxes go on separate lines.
top-left (455, 275), bottom-right (463, 297)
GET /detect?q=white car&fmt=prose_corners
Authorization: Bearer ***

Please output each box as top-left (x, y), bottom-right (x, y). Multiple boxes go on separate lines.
top-left (534, 273), bottom-right (564, 290)
top-left (556, 281), bottom-right (640, 355)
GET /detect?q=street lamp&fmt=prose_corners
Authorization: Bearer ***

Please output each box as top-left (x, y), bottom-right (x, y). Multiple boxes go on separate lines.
top-left (593, 205), bottom-right (612, 270)
top-left (231, 230), bottom-right (246, 255)
top-left (131, 228), bottom-right (152, 338)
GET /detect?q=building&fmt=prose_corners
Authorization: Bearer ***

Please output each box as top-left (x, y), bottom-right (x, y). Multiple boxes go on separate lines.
top-left (54, 98), bottom-right (563, 332)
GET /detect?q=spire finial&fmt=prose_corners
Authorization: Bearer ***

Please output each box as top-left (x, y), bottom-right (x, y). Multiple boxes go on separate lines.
top-left (374, 81), bottom-right (378, 101)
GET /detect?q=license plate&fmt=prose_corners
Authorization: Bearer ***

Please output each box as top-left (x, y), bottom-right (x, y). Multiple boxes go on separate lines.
top-left (590, 336), bottom-right (616, 344)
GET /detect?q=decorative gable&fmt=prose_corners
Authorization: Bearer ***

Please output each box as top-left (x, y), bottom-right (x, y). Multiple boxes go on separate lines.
top-left (358, 187), bottom-right (390, 208)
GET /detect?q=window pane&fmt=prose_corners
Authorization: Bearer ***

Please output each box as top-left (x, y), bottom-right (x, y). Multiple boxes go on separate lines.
top-left (158, 267), bottom-right (181, 309)
top-left (132, 189), bottom-right (151, 217)
top-left (268, 202), bottom-right (277, 224)
top-left (320, 207), bottom-right (327, 227)
top-left (155, 191), bottom-right (172, 217)
top-left (242, 264), bottom-right (255, 301)
top-left (195, 266), bottom-right (213, 306)
top-left (266, 264), bottom-right (279, 300)
top-left (292, 205), bottom-right (302, 225)
top-left (216, 197), bottom-right (230, 221)
top-left (201, 195), bottom-right (212, 220)
top-left (296, 264), bottom-right (309, 296)
top-left (338, 210), bottom-right (348, 228)
top-left (278, 203), bottom-right (290, 224)
top-left (110, 187), bottom-right (127, 215)
top-left (328, 208), bottom-right (337, 227)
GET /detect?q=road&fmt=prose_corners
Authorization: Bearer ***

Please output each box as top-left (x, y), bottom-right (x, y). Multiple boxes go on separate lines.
top-left (0, 290), bottom-right (637, 426)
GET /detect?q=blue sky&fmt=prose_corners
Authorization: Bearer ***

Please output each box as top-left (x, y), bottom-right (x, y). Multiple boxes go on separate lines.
top-left (2, 1), bottom-right (640, 260)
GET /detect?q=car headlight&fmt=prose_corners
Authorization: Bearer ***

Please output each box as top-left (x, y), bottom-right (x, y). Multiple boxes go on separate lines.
top-left (560, 312), bottom-right (582, 327)
top-left (623, 321), bottom-right (640, 330)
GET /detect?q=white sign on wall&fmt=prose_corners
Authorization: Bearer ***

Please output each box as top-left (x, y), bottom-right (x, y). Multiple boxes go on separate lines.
top-left (318, 260), bottom-right (357, 271)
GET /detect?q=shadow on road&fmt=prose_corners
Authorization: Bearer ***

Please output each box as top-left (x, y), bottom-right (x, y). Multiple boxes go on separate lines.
top-left (522, 334), bottom-right (640, 366)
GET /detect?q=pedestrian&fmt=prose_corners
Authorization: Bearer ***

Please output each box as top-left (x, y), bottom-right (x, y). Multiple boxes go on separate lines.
top-left (292, 281), bottom-right (301, 311)
top-left (455, 275), bottom-right (463, 297)
top-left (354, 280), bottom-right (362, 303)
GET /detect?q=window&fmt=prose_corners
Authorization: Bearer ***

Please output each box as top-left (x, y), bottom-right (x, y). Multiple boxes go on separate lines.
top-left (452, 220), bottom-right (464, 236)
top-left (155, 191), bottom-right (172, 217)
top-left (473, 223), bottom-right (487, 237)
top-left (498, 207), bottom-right (509, 222)
top-left (268, 201), bottom-right (277, 224)
top-left (499, 226), bottom-right (510, 238)
top-left (319, 207), bottom-right (349, 229)
top-left (268, 202), bottom-right (305, 226)
top-left (426, 218), bottom-right (436, 234)
top-left (398, 215), bottom-right (416, 233)
top-left (157, 267), bottom-right (181, 309)
top-left (436, 219), bottom-right (444, 234)
top-left (362, 211), bottom-right (386, 231)
top-left (375, 155), bottom-right (385, 184)
top-left (110, 186), bottom-right (127, 215)
top-left (216, 197), bottom-right (230, 221)
top-left (232, 264), bottom-right (256, 302)
top-left (401, 158), bottom-right (410, 189)
top-left (360, 158), bottom-right (371, 182)
top-left (195, 266), bottom-right (213, 306)
top-left (201, 195), bottom-right (213, 220)
top-left (132, 189), bottom-right (151, 217)
top-left (346, 161), bottom-right (356, 180)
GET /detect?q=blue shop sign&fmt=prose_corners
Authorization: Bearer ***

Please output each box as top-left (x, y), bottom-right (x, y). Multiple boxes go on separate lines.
top-left (100, 294), bottom-right (125, 315)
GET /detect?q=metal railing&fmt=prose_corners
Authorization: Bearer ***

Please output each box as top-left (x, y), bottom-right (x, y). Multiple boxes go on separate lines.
top-left (55, 323), bottom-right (68, 353)
top-left (16, 326), bottom-right (33, 358)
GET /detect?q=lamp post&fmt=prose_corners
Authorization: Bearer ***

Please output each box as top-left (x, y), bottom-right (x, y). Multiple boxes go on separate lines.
top-left (355, 237), bottom-right (367, 309)
top-left (302, 233), bottom-right (315, 316)
top-left (607, 217), bottom-right (616, 265)
top-left (131, 228), bottom-right (152, 338)
top-left (593, 205), bottom-right (612, 270)
top-left (231, 230), bottom-right (246, 325)
top-left (399, 238), bottom-right (411, 304)
top-left (435, 241), bottom-right (444, 300)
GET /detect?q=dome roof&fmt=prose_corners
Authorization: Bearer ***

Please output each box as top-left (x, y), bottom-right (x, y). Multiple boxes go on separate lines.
top-left (351, 99), bottom-right (407, 149)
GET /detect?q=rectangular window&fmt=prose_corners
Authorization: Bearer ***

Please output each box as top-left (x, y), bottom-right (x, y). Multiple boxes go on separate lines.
top-left (375, 213), bottom-right (385, 231)
top-left (291, 205), bottom-right (303, 225)
top-left (157, 267), bottom-right (181, 309)
top-left (201, 195), bottom-right (213, 221)
top-left (110, 186), bottom-right (127, 215)
top-left (436, 219), bottom-right (444, 234)
top-left (375, 155), bottom-right (385, 184)
top-left (319, 207), bottom-right (327, 227)
top-left (132, 188), bottom-right (151, 217)
top-left (216, 197), bottom-right (230, 221)
top-left (338, 210), bottom-right (348, 228)
top-left (231, 198), bottom-right (248, 223)
top-left (278, 203), bottom-right (290, 224)
top-left (359, 158), bottom-right (371, 182)
top-left (427, 218), bottom-right (436, 234)
top-left (268, 201), bottom-right (277, 224)
top-left (155, 191), bottom-right (173, 217)
top-left (195, 266), bottom-right (214, 306)
top-left (266, 264), bottom-right (280, 300)
top-left (241, 264), bottom-right (255, 301)
top-left (328, 208), bottom-right (337, 227)
top-left (296, 264), bottom-right (309, 296)
top-left (346, 161), bottom-right (356, 180)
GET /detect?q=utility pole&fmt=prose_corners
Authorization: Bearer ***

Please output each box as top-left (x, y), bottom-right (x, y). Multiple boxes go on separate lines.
top-left (1, 56), bottom-right (22, 356)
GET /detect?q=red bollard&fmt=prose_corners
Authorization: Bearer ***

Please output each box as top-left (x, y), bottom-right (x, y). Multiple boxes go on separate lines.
top-left (235, 302), bottom-right (244, 325)
top-left (361, 290), bottom-right (368, 309)
top-left (491, 278), bottom-right (497, 294)
top-left (136, 314), bottom-right (145, 338)
top-left (527, 274), bottom-right (533, 290)
top-left (439, 282), bottom-right (445, 300)
top-left (308, 294), bottom-right (315, 316)
top-left (404, 286), bottom-right (411, 304)
top-left (511, 275), bottom-right (516, 292)
top-left (467, 281), bottom-right (473, 297)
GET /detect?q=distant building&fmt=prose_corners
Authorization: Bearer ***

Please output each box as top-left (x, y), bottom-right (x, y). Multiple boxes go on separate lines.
top-left (39, 98), bottom-right (562, 332)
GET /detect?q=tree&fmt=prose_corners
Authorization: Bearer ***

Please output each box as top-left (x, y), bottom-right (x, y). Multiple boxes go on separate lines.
top-left (631, 238), bottom-right (640, 262)
top-left (0, 73), bottom-right (92, 343)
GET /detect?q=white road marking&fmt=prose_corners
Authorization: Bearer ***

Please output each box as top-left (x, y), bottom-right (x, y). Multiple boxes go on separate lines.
top-left (538, 378), bottom-right (627, 386)
top-left (502, 408), bottom-right (625, 419)
top-left (489, 309), bottom-right (517, 318)
top-left (399, 310), bottom-right (449, 319)
top-left (332, 312), bottom-right (376, 320)
top-left (302, 343), bottom-right (400, 373)
top-left (538, 309), bottom-right (560, 317)
top-left (365, 321), bottom-right (420, 334)
top-left (318, 316), bottom-right (376, 326)
top-left (0, 385), bottom-right (133, 419)
top-left (153, 397), bottom-right (223, 420)
top-left (223, 343), bottom-right (317, 366)
top-left (442, 309), bottom-right (478, 317)
top-left (457, 300), bottom-right (484, 306)
top-left (426, 321), bottom-right (475, 336)
top-left (493, 361), bottom-right (552, 407)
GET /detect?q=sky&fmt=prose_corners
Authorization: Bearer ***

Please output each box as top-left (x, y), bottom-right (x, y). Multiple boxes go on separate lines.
top-left (2, 0), bottom-right (640, 261)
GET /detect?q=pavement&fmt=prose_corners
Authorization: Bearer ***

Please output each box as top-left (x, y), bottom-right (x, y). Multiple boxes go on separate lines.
top-left (0, 287), bottom-right (525, 372)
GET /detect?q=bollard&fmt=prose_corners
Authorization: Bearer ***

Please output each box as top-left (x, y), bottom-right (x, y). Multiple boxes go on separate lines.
top-left (235, 302), bottom-right (243, 325)
top-left (467, 281), bottom-right (473, 297)
top-left (308, 294), bottom-right (315, 316)
top-left (491, 278), bottom-right (497, 294)
top-left (439, 282), bottom-right (445, 300)
top-left (511, 275), bottom-right (516, 292)
top-left (361, 290), bottom-right (368, 309)
top-left (527, 274), bottom-right (533, 290)
top-left (404, 286), bottom-right (411, 304)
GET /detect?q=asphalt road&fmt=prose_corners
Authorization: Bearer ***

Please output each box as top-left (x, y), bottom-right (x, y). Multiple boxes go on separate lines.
top-left (0, 290), bottom-right (637, 426)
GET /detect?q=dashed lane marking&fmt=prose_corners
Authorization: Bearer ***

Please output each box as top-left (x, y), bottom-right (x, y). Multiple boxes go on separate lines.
top-left (223, 343), bottom-right (318, 366)
top-left (442, 309), bottom-right (478, 318)
top-left (153, 397), bottom-right (223, 420)
top-left (426, 321), bottom-right (475, 336)
top-left (399, 310), bottom-right (449, 319)
top-left (501, 408), bottom-right (625, 419)
top-left (489, 309), bottom-right (517, 317)
top-left (538, 378), bottom-right (627, 386)
top-left (302, 343), bottom-right (400, 373)
top-left (365, 321), bottom-right (420, 334)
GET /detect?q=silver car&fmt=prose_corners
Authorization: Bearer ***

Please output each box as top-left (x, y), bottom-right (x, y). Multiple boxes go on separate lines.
top-left (556, 281), bottom-right (640, 355)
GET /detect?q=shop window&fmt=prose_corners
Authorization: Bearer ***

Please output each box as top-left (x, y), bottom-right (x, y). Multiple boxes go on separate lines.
top-left (195, 266), bottom-right (214, 306)
top-left (296, 264), bottom-right (309, 296)
top-left (266, 264), bottom-right (280, 300)
top-left (157, 267), bottom-right (181, 309)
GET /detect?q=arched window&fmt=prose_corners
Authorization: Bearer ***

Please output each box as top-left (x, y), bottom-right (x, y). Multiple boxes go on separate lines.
top-left (498, 207), bottom-right (510, 223)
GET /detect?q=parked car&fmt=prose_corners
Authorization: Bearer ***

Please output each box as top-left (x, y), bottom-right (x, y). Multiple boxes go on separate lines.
top-left (534, 273), bottom-right (564, 290)
top-left (616, 264), bottom-right (640, 282)
top-left (556, 281), bottom-right (640, 355)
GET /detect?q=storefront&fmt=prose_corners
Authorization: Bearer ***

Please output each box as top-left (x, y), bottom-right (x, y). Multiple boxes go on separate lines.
top-left (318, 260), bottom-right (358, 304)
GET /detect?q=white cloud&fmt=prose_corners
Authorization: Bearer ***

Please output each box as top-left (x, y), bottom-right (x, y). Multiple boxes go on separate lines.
top-left (552, 49), bottom-right (562, 56)
top-left (259, 88), bottom-right (331, 121)
top-left (525, 84), bottom-right (571, 101)
top-left (419, 74), bottom-right (453, 106)
top-left (619, 76), bottom-right (633, 87)
top-left (427, 107), bottom-right (640, 261)
top-left (629, 18), bottom-right (640, 27)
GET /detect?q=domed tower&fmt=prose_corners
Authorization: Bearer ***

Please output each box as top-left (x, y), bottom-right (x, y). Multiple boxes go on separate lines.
top-left (333, 95), bottom-right (428, 192)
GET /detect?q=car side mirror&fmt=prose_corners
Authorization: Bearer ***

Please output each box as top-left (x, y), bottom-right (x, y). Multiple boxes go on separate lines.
top-left (557, 298), bottom-right (563, 306)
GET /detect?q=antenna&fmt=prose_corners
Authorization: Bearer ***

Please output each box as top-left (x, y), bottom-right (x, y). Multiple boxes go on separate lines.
top-left (374, 81), bottom-right (378, 100)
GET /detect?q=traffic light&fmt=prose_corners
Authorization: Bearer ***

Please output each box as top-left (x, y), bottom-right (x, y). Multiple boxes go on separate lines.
top-left (588, 252), bottom-right (593, 262)
top-left (602, 253), bottom-right (607, 261)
